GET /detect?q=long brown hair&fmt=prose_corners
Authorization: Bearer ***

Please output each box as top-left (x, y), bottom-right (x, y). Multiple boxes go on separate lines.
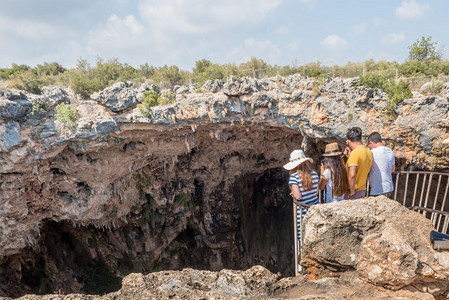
top-left (322, 156), bottom-right (349, 197)
top-left (295, 161), bottom-right (314, 191)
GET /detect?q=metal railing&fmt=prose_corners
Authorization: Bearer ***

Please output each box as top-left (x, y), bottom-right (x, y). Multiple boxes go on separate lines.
top-left (293, 199), bottom-right (310, 275)
top-left (392, 171), bottom-right (449, 234)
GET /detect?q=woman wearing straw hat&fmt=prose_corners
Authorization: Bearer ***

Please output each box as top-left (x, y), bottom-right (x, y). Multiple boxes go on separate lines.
top-left (283, 149), bottom-right (319, 241)
top-left (318, 143), bottom-right (350, 203)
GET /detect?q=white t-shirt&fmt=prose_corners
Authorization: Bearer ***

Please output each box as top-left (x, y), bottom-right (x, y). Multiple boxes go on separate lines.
top-left (369, 145), bottom-right (395, 195)
top-left (323, 168), bottom-right (345, 203)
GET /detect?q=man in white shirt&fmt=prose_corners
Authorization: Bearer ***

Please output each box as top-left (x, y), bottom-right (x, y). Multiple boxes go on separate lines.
top-left (367, 132), bottom-right (395, 197)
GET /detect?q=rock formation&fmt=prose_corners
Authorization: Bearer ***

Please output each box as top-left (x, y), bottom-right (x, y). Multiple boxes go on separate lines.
top-left (303, 196), bottom-right (449, 298)
top-left (1, 197), bottom-right (448, 299)
top-left (0, 75), bottom-right (448, 297)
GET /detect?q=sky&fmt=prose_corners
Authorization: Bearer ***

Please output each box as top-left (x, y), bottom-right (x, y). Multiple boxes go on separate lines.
top-left (0, 0), bottom-right (448, 71)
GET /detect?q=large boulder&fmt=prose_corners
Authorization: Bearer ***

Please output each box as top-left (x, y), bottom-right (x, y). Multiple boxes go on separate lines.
top-left (91, 82), bottom-right (158, 112)
top-left (0, 122), bottom-right (21, 151)
top-left (0, 99), bottom-right (32, 120)
top-left (303, 196), bottom-right (449, 296)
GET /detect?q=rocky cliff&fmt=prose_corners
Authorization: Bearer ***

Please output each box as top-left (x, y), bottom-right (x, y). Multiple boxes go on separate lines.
top-left (0, 75), bottom-right (448, 296)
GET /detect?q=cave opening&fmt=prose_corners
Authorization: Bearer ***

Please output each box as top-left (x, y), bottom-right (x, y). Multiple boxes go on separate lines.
top-left (1, 122), bottom-right (433, 298)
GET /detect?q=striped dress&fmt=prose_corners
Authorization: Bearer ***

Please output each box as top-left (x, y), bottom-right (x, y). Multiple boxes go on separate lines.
top-left (289, 171), bottom-right (319, 241)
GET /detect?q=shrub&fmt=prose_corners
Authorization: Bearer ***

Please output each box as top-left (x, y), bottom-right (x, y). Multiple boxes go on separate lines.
top-left (55, 103), bottom-right (77, 127)
top-left (160, 91), bottom-right (176, 106)
top-left (36, 62), bottom-right (65, 76)
top-left (8, 70), bottom-right (43, 94)
top-left (424, 79), bottom-right (444, 94)
top-left (383, 80), bottom-right (412, 118)
top-left (399, 60), bottom-right (436, 77)
top-left (137, 91), bottom-right (160, 117)
top-left (192, 59), bottom-right (225, 86)
top-left (30, 99), bottom-right (51, 118)
top-left (357, 73), bottom-right (387, 89)
top-left (407, 36), bottom-right (441, 62)
top-left (0, 64), bottom-right (30, 80)
top-left (67, 58), bottom-right (142, 98)
top-left (152, 65), bottom-right (189, 89)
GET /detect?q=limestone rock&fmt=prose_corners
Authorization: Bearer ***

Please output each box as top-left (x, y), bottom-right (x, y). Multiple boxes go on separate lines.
top-left (394, 96), bottom-right (448, 153)
top-left (201, 79), bottom-right (223, 93)
top-left (0, 122), bottom-right (21, 151)
top-left (91, 82), bottom-right (149, 112)
top-left (275, 272), bottom-right (435, 299)
top-left (223, 77), bottom-right (261, 96)
top-left (4, 266), bottom-right (280, 300)
top-left (420, 81), bottom-right (433, 94)
top-left (303, 196), bottom-right (449, 293)
top-left (0, 99), bottom-right (32, 120)
top-left (39, 86), bottom-right (70, 107)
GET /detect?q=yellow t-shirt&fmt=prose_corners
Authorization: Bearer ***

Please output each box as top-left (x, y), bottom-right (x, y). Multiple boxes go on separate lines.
top-left (346, 145), bottom-right (373, 191)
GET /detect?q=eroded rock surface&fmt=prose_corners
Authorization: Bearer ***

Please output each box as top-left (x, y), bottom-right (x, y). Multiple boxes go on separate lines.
top-left (303, 196), bottom-right (449, 298)
top-left (0, 75), bottom-right (448, 297)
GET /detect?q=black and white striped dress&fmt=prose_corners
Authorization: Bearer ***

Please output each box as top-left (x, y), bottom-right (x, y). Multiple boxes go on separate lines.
top-left (289, 171), bottom-right (319, 241)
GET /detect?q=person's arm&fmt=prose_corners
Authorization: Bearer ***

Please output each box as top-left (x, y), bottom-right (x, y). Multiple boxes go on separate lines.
top-left (391, 164), bottom-right (396, 173)
top-left (343, 147), bottom-right (351, 158)
top-left (347, 166), bottom-right (357, 197)
top-left (318, 164), bottom-right (327, 191)
top-left (319, 176), bottom-right (327, 191)
top-left (290, 184), bottom-right (302, 200)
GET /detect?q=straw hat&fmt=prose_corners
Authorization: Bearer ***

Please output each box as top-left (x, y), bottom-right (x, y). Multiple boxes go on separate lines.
top-left (322, 142), bottom-right (342, 157)
top-left (283, 150), bottom-right (313, 170)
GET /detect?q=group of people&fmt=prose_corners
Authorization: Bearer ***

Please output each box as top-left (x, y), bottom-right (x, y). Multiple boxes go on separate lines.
top-left (283, 127), bottom-right (396, 240)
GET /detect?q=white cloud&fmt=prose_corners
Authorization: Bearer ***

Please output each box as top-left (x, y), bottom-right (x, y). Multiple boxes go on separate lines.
top-left (321, 35), bottom-right (347, 51)
top-left (0, 16), bottom-right (69, 41)
top-left (381, 33), bottom-right (406, 44)
top-left (137, 0), bottom-right (283, 36)
top-left (352, 22), bottom-right (366, 36)
top-left (396, 1), bottom-right (430, 20)
top-left (86, 14), bottom-right (146, 48)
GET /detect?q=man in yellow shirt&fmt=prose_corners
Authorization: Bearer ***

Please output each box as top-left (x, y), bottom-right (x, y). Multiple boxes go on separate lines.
top-left (343, 127), bottom-right (373, 199)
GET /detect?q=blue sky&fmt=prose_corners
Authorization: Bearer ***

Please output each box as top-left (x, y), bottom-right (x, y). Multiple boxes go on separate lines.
top-left (0, 0), bottom-right (447, 70)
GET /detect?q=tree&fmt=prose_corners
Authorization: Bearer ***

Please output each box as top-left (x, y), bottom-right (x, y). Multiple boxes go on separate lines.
top-left (408, 36), bottom-right (442, 62)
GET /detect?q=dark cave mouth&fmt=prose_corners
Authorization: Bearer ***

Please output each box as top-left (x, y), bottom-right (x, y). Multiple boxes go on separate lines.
top-left (0, 166), bottom-right (298, 297)
top-left (0, 128), bottom-right (423, 298)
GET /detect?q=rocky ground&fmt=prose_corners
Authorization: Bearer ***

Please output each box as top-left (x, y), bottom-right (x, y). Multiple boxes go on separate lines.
top-left (1, 197), bottom-right (447, 299)
top-left (0, 75), bottom-right (448, 297)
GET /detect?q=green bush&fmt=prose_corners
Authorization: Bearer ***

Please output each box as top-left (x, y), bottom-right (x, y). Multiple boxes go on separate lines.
top-left (383, 80), bottom-right (412, 118)
top-left (192, 59), bottom-right (225, 86)
top-left (0, 63), bottom-right (30, 80)
top-left (137, 90), bottom-right (160, 117)
top-left (152, 65), bottom-right (189, 89)
top-left (357, 73), bottom-right (387, 89)
top-left (399, 60), bottom-right (436, 77)
top-left (55, 103), bottom-right (77, 127)
top-left (36, 62), bottom-right (65, 76)
top-left (160, 91), bottom-right (176, 106)
top-left (67, 58), bottom-right (142, 98)
top-left (30, 99), bottom-right (51, 118)
top-left (407, 36), bottom-right (441, 62)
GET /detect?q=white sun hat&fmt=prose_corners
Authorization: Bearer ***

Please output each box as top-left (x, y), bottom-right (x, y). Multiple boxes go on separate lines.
top-left (283, 149), bottom-right (313, 170)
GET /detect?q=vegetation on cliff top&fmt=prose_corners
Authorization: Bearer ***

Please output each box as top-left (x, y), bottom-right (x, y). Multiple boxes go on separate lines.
top-left (0, 36), bottom-right (447, 98)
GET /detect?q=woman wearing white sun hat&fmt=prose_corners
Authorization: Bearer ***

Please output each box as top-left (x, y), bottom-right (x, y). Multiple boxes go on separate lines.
top-left (283, 149), bottom-right (319, 241)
